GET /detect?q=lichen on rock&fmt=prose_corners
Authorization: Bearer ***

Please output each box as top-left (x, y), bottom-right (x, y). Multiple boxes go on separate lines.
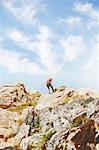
top-left (0, 83), bottom-right (99, 150)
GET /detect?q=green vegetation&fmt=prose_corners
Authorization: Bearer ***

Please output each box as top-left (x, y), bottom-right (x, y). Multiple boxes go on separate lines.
top-left (70, 115), bottom-right (88, 128)
top-left (28, 130), bottom-right (55, 150)
top-left (33, 117), bottom-right (42, 129)
top-left (64, 97), bottom-right (71, 103)
top-left (41, 130), bottom-right (55, 142)
top-left (8, 101), bottom-right (37, 112)
top-left (28, 92), bottom-right (42, 99)
top-left (72, 94), bottom-right (82, 99)
top-left (17, 119), bottom-right (23, 126)
top-left (84, 97), bottom-right (94, 105)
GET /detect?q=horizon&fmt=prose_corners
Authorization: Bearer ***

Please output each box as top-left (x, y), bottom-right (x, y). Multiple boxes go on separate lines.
top-left (0, 0), bottom-right (99, 92)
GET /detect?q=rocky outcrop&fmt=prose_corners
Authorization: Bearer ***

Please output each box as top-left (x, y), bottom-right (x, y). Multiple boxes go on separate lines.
top-left (0, 107), bottom-right (33, 149)
top-left (0, 83), bottom-right (41, 149)
top-left (0, 83), bottom-right (27, 109)
top-left (0, 84), bottom-right (99, 150)
top-left (48, 119), bottom-right (96, 150)
top-left (20, 128), bottom-right (55, 150)
top-left (0, 83), bottom-right (41, 109)
top-left (35, 94), bottom-right (99, 133)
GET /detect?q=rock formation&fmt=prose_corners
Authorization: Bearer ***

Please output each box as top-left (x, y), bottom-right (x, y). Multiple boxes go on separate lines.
top-left (0, 83), bottom-right (99, 150)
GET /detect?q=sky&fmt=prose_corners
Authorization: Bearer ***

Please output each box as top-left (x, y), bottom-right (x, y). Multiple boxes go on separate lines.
top-left (0, 0), bottom-right (99, 92)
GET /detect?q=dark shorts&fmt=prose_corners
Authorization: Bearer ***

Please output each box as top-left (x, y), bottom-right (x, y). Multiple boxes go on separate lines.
top-left (47, 83), bottom-right (51, 89)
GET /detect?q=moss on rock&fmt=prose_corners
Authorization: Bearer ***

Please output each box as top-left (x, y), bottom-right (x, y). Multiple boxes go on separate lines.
top-left (8, 101), bottom-right (37, 112)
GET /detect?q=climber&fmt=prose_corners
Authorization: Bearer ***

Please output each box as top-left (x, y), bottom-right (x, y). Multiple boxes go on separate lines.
top-left (46, 78), bottom-right (54, 94)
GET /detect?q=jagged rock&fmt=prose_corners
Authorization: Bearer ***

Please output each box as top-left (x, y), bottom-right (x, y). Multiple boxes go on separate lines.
top-left (0, 123), bottom-right (29, 149)
top-left (20, 128), bottom-right (55, 150)
top-left (35, 87), bottom-right (75, 110)
top-left (86, 99), bottom-right (99, 117)
top-left (0, 84), bottom-right (99, 150)
top-left (0, 107), bottom-right (34, 149)
top-left (0, 83), bottom-right (28, 109)
top-left (36, 98), bottom-right (98, 133)
top-left (0, 83), bottom-right (41, 110)
top-left (47, 120), bottom-right (96, 150)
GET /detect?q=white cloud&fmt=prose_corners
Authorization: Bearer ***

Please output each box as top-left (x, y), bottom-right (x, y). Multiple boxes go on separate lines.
top-left (3, 0), bottom-right (38, 26)
top-left (8, 26), bottom-right (61, 74)
top-left (0, 49), bottom-right (43, 74)
top-left (34, 25), bottom-right (60, 73)
top-left (66, 16), bottom-right (82, 25)
top-left (73, 1), bottom-right (99, 30)
top-left (74, 1), bottom-right (99, 22)
top-left (86, 20), bottom-right (99, 30)
top-left (9, 29), bottom-right (31, 47)
top-left (58, 16), bottom-right (82, 26)
top-left (83, 34), bottom-right (99, 70)
top-left (60, 35), bottom-right (85, 62)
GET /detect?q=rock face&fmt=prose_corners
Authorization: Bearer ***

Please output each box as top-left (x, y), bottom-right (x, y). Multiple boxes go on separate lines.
top-left (48, 120), bottom-right (96, 150)
top-left (0, 83), bottom-right (41, 150)
top-left (0, 83), bottom-right (28, 109)
top-left (0, 84), bottom-right (99, 150)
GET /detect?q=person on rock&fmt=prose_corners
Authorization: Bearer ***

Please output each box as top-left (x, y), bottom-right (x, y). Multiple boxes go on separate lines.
top-left (46, 78), bottom-right (54, 94)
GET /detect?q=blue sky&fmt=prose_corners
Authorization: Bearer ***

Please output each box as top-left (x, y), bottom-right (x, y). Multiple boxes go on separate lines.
top-left (0, 0), bottom-right (99, 92)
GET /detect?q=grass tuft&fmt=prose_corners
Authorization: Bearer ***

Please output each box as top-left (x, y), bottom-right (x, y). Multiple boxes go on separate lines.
top-left (8, 101), bottom-right (37, 112)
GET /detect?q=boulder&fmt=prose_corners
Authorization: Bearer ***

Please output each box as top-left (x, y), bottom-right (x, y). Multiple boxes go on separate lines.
top-left (0, 83), bottom-right (28, 109)
top-left (0, 107), bottom-right (34, 149)
top-left (0, 123), bottom-right (29, 149)
top-left (48, 120), bottom-right (96, 150)
top-left (20, 128), bottom-right (55, 150)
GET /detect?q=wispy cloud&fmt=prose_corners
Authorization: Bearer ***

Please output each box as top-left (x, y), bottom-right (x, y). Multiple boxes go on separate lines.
top-left (66, 16), bottom-right (82, 25)
top-left (60, 35), bottom-right (86, 62)
top-left (3, 0), bottom-right (39, 26)
top-left (8, 25), bottom-right (61, 74)
top-left (0, 48), bottom-right (43, 74)
top-left (33, 25), bottom-right (61, 73)
top-left (58, 16), bottom-right (82, 26)
top-left (0, 0), bottom-right (99, 90)
top-left (74, 1), bottom-right (99, 22)
top-left (9, 28), bottom-right (32, 47)
top-left (73, 1), bottom-right (99, 30)
top-left (83, 34), bottom-right (99, 70)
